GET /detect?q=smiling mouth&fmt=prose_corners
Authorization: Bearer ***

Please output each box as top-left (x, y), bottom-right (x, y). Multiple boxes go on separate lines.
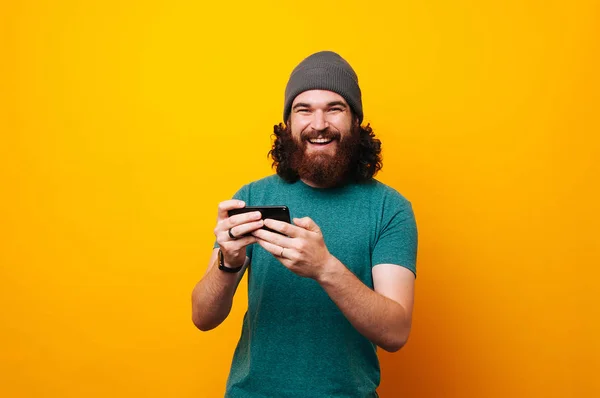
top-left (307, 137), bottom-right (335, 145)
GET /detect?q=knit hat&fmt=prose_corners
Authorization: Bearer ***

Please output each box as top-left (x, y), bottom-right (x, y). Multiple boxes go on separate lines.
top-left (283, 51), bottom-right (363, 123)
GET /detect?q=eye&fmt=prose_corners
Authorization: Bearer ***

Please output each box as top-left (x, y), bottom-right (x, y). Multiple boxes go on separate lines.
top-left (296, 108), bottom-right (311, 114)
top-left (329, 107), bottom-right (343, 113)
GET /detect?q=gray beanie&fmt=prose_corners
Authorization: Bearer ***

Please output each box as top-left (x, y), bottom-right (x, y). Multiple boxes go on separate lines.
top-left (283, 51), bottom-right (363, 123)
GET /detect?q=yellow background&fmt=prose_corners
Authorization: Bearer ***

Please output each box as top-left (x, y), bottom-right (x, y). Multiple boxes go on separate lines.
top-left (1, 1), bottom-right (599, 397)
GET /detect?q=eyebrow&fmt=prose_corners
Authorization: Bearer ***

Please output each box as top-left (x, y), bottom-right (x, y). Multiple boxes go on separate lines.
top-left (292, 101), bottom-right (348, 110)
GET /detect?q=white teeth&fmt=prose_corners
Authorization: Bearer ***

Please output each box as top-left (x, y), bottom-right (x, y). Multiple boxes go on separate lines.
top-left (309, 138), bottom-right (333, 144)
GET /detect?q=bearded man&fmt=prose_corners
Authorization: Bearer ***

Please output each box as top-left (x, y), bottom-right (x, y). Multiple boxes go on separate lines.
top-left (192, 51), bottom-right (418, 398)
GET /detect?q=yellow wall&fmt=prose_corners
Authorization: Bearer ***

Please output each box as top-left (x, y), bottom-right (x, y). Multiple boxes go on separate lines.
top-left (1, 1), bottom-right (598, 397)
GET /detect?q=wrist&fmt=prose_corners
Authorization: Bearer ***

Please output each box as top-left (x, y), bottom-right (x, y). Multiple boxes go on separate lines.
top-left (220, 250), bottom-right (245, 268)
top-left (316, 255), bottom-right (343, 285)
top-left (218, 249), bottom-right (247, 273)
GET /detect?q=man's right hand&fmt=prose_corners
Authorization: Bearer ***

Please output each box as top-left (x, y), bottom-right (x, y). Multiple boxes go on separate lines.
top-left (214, 200), bottom-right (264, 268)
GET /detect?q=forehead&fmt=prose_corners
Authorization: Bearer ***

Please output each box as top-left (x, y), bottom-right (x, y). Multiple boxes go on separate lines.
top-left (292, 90), bottom-right (348, 107)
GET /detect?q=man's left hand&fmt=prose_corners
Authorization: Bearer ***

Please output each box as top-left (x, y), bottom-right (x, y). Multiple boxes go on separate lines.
top-left (252, 217), bottom-right (334, 280)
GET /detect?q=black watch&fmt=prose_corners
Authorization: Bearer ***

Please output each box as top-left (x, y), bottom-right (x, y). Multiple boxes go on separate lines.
top-left (218, 249), bottom-right (244, 273)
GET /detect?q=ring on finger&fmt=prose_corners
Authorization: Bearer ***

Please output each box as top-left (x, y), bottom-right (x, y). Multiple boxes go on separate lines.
top-left (228, 228), bottom-right (238, 240)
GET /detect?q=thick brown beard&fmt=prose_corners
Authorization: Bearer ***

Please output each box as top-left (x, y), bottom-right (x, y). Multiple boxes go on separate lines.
top-left (289, 123), bottom-right (361, 188)
top-left (269, 121), bottom-right (383, 184)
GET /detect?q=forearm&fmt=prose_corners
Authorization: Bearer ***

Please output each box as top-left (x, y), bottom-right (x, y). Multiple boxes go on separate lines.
top-left (191, 254), bottom-right (246, 331)
top-left (317, 257), bottom-right (411, 352)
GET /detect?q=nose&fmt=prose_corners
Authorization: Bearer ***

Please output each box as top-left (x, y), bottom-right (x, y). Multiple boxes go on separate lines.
top-left (310, 110), bottom-right (329, 132)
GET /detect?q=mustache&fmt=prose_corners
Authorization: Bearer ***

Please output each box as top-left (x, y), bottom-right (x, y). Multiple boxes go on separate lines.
top-left (300, 129), bottom-right (341, 141)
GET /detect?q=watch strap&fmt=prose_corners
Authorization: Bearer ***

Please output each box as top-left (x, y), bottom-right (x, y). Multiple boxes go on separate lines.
top-left (218, 249), bottom-right (244, 273)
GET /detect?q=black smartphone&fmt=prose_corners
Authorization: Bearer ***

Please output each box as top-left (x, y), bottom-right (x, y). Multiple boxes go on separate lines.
top-left (228, 206), bottom-right (291, 235)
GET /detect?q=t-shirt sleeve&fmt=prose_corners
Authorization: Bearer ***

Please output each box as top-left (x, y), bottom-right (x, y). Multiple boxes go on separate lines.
top-left (371, 192), bottom-right (418, 277)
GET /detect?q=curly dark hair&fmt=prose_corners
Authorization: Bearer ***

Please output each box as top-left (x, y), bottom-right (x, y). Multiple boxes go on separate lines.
top-left (268, 121), bottom-right (383, 183)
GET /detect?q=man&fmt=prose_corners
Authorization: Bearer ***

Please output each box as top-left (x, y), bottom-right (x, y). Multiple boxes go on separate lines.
top-left (191, 51), bottom-right (418, 397)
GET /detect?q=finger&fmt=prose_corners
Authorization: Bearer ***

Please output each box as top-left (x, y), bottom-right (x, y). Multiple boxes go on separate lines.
top-left (217, 200), bottom-right (246, 220)
top-left (255, 238), bottom-right (281, 256)
top-left (293, 217), bottom-right (321, 234)
top-left (263, 218), bottom-right (303, 238)
top-left (227, 211), bottom-right (262, 229)
top-left (253, 227), bottom-right (293, 247)
top-left (218, 234), bottom-right (257, 250)
top-left (256, 239), bottom-right (292, 264)
top-left (229, 219), bottom-right (264, 238)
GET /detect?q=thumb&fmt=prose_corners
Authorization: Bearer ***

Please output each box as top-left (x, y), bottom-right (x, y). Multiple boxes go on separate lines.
top-left (293, 217), bottom-right (321, 233)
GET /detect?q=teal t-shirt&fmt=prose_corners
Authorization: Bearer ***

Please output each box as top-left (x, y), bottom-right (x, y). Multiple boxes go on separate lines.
top-left (221, 175), bottom-right (417, 398)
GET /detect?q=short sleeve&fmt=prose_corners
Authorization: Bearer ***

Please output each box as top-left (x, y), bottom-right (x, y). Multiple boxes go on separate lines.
top-left (371, 194), bottom-right (418, 277)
